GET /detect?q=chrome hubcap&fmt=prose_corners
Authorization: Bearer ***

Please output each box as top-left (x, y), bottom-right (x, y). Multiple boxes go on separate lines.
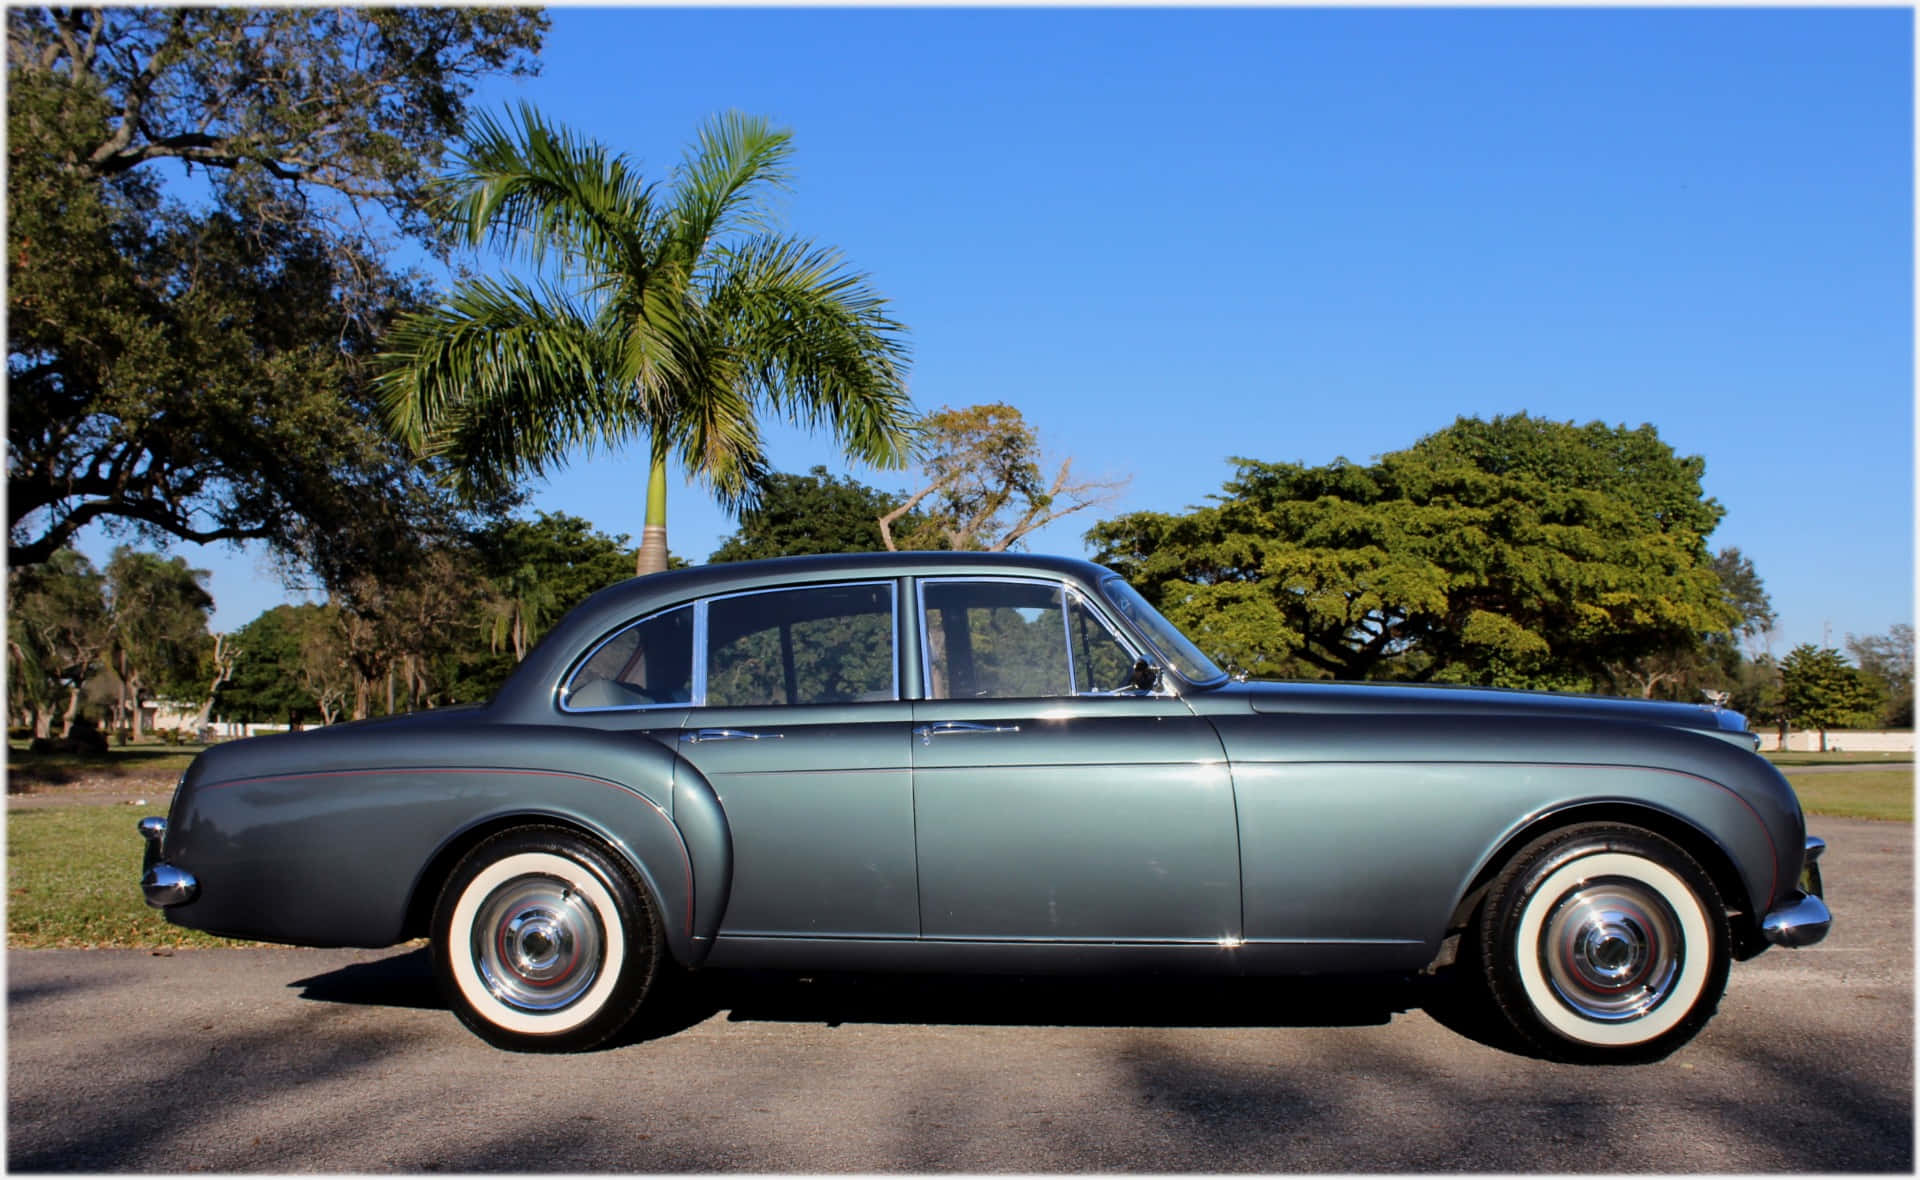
top-left (472, 874), bottom-right (604, 1012)
top-left (1539, 876), bottom-right (1682, 1022)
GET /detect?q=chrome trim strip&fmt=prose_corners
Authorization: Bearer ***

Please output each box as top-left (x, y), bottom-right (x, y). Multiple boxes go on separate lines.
top-left (692, 598), bottom-right (709, 705)
top-left (1760, 892), bottom-right (1832, 948)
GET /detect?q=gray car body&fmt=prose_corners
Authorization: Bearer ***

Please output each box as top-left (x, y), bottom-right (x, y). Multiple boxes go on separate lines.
top-left (155, 551), bottom-right (1808, 978)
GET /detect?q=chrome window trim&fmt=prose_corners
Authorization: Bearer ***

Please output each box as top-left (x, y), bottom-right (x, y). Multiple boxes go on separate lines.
top-left (557, 603), bottom-right (697, 715)
top-left (699, 579), bottom-right (900, 707)
top-left (692, 598), bottom-right (710, 705)
top-left (915, 576), bottom-right (1161, 700)
top-left (1097, 575), bottom-right (1228, 689)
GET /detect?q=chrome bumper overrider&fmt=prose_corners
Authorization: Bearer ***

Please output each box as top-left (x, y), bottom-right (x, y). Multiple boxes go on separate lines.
top-left (138, 817), bottom-right (197, 909)
top-left (1761, 836), bottom-right (1830, 948)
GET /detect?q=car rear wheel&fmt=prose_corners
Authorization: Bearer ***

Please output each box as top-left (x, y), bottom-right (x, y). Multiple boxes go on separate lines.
top-left (432, 827), bottom-right (659, 1052)
top-left (1476, 822), bottom-right (1729, 1063)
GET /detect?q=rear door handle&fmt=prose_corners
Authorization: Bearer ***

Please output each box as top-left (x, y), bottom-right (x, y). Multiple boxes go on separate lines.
top-left (913, 721), bottom-right (1021, 746)
top-left (681, 728), bottom-right (783, 744)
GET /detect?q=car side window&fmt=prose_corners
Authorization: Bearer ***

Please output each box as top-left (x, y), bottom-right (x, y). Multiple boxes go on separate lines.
top-left (1068, 594), bottom-right (1138, 693)
top-left (705, 583), bottom-right (895, 707)
top-left (562, 606), bottom-right (694, 710)
top-left (922, 580), bottom-right (1136, 699)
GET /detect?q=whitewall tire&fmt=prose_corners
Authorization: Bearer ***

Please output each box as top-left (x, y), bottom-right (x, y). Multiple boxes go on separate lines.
top-left (432, 827), bottom-right (659, 1052)
top-left (1478, 823), bottom-right (1730, 1063)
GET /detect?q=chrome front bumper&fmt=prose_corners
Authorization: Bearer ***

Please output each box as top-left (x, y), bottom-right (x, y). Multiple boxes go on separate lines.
top-left (1761, 836), bottom-right (1830, 948)
top-left (138, 817), bottom-right (197, 909)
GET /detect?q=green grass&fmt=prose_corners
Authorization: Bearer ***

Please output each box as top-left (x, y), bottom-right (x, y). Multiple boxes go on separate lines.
top-left (7, 804), bottom-right (255, 948)
top-left (1766, 749), bottom-right (1912, 768)
top-left (1783, 770), bottom-right (1915, 823)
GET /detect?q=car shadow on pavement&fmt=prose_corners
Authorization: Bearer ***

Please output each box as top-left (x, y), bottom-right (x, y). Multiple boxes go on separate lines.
top-left (288, 946), bottom-right (1527, 1056)
top-left (289, 946), bottom-right (441, 1010)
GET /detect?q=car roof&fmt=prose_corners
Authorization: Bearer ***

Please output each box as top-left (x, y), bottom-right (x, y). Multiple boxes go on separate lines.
top-left (588, 550), bottom-right (1114, 606)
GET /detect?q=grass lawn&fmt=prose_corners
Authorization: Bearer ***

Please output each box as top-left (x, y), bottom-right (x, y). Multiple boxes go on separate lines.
top-left (7, 804), bottom-right (258, 948)
top-left (1783, 770), bottom-right (1914, 823)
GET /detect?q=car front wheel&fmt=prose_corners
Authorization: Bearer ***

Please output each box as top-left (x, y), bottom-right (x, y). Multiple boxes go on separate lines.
top-left (1476, 822), bottom-right (1730, 1063)
top-left (432, 827), bottom-right (660, 1052)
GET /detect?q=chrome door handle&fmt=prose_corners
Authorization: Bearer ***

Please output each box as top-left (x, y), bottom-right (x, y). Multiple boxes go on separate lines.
top-left (681, 728), bottom-right (783, 744)
top-left (913, 721), bottom-right (1021, 746)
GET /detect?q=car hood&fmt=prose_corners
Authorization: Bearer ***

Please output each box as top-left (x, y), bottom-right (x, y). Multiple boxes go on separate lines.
top-left (1228, 679), bottom-right (1751, 741)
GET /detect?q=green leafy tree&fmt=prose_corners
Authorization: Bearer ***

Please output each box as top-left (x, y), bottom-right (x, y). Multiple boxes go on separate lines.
top-left (879, 403), bottom-right (1127, 552)
top-left (379, 104), bottom-right (915, 576)
top-left (7, 8), bottom-right (544, 576)
top-left (468, 512), bottom-right (636, 693)
top-left (217, 605), bottom-right (324, 727)
top-left (1611, 546), bottom-right (1777, 701)
top-left (103, 547), bottom-right (213, 739)
top-left (1846, 624), bottom-right (1914, 729)
top-left (1711, 547), bottom-right (1777, 649)
top-left (1089, 414), bottom-right (1738, 690)
top-left (712, 466), bottom-right (917, 561)
top-left (1780, 644), bottom-right (1884, 751)
top-left (6, 549), bottom-right (109, 737)
top-left (294, 606), bottom-right (355, 727)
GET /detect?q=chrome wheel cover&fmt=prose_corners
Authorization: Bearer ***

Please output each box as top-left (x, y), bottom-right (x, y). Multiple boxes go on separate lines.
top-left (471, 873), bottom-right (606, 1013)
top-left (1537, 874), bottom-right (1683, 1023)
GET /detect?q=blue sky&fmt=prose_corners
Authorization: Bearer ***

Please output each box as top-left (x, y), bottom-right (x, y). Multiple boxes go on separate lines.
top-left (75, 6), bottom-right (1913, 657)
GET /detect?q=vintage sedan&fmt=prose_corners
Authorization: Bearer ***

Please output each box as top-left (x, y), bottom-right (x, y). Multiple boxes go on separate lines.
top-left (140, 552), bottom-right (1829, 1061)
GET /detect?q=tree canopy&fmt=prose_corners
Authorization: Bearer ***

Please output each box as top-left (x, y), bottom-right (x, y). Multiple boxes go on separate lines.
top-left (1780, 645), bottom-right (1883, 750)
top-left (1088, 414), bottom-right (1739, 690)
top-left (7, 8), bottom-right (545, 577)
top-left (103, 546), bottom-right (213, 738)
top-left (711, 466), bottom-right (915, 562)
top-left (7, 549), bottom-right (108, 737)
top-left (1846, 624), bottom-right (1913, 728)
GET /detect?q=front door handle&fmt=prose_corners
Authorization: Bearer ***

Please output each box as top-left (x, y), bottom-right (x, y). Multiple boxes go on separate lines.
top-left (681, 728), bottom-right (783, 744)
top-left (913, 721), bottom-right (1021, 747)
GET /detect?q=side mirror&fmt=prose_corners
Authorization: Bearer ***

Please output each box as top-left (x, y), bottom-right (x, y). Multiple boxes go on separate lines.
top-left (1127, 658), bottom-right (1162, 692)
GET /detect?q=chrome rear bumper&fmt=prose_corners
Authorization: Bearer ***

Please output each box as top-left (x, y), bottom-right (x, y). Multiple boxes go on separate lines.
top-left (138, 817), bottom-right (197, 909)
top-left (1761, 836), bottom-right (1830, 948)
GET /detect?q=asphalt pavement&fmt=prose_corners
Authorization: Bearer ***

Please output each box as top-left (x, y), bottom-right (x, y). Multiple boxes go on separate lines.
top-left (7, 816), bottom-right (1910, 1172)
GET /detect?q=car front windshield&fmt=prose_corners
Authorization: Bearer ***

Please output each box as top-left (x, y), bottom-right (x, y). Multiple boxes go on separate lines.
top-left (1099, 577), bottom-right (1227, 686)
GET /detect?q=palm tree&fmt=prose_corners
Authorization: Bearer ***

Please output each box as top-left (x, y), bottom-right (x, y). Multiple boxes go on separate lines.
top-left (377, 104), bottom-right (915, 574)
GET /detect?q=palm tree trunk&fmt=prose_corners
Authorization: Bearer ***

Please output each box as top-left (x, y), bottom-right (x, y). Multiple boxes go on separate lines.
top-left (636, 453), bottom-right (670, 575)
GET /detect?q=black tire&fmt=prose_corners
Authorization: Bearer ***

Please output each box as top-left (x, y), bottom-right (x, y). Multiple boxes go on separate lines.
top-left (432, 826), bottom-right (660, 1052)
top-left (1475, 822), bottom-right (1730, 1064)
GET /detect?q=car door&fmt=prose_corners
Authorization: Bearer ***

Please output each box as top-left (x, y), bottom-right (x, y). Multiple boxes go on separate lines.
top-left (672, 580), bottom-right (919, 939)
top-left (909, 577), bottom-right (1240, 943)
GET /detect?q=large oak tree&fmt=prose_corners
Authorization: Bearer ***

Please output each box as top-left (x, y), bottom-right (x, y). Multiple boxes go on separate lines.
top-left (7, 8), bottom-right (546, 577)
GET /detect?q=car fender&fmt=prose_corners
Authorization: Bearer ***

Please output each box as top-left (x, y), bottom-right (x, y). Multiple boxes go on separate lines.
top-left (163, 720), bottom-right (735, 964)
